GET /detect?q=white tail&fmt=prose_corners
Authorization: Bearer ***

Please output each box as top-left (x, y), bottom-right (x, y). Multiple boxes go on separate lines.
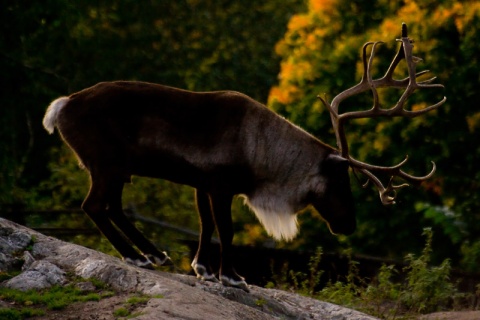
top-left (42, 96), bottom-right (69, 134)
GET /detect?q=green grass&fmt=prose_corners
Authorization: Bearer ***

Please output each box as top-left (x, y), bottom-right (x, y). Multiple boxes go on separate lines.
top-left (0, 271), bottom-right (163, 320)
top-left (126, 295), bottom-right (150, 305)
top-left (112, 293), bottom-right (160, 319)
top-left (0, 277), bottom-right (112, 319)
top-left (0, 307), bottom-right (45, 320)
top-left (113, 307), bottom-right (130, 317)
top-left (0, 271), bottom-right (21, 283)
top-left (0, 284), bottom-right (103, 311)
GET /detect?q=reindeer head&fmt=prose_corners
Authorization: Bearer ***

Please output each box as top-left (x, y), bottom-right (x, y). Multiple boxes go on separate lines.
top-left (312, 153), bottom-right (356, 235)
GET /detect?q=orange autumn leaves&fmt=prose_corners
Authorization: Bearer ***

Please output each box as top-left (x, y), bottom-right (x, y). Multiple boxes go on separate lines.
top-left (268, 0), bottom-right (479, 109)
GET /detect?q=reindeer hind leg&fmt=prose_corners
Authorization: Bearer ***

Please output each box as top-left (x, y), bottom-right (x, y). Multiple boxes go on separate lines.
top-left (191, 189), bottom-right (219, 282)
top-left (105, 178), bottom-right (171, 267)
top-left (82, 172), bottom-right (153, 269)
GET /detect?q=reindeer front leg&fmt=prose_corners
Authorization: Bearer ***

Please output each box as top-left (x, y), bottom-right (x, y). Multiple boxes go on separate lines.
top-left (209, 192), bottom-right (249, 292)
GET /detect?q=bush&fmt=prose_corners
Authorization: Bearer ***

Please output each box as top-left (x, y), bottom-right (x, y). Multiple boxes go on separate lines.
top-left (270, 228), bottom-right (469, 319)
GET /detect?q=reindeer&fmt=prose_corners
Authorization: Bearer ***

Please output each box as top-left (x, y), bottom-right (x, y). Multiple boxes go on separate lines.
top-left (42, 24), bottom-right (444, 291)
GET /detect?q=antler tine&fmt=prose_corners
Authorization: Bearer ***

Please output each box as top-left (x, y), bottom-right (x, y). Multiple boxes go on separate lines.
top-left (367, 42), bottom-right (385, 112)
top-left (319, 23), bottom-right (445, 205)
top-left (397, 161), bottom-right (436, 184)
top-left (358, 169), bottom-right (410, 205)
top-left (348, 155), bottom-right (410, 172)
top-left (319, 41), bottom-right (382, 156)
top-left (329, 41), bottom-right (377, 114)
top-left (355, 160), bottom-right (436, 205)
top-left (389, 28), bottom-right (446, 116)
top-left (381, 37), bottom-right (405, 83)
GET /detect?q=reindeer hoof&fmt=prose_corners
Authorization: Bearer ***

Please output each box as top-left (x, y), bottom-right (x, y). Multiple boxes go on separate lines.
top-left (220, 275), bottom-right (250, 292)
top-left (124, 256), bottom-right (155, 269)
top-left (191, 261), bottom-right (219, 283)
top-left (146, 252), bottom-right (172, 266)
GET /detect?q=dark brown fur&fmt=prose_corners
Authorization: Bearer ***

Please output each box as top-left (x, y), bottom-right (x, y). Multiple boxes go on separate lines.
top-left (43, 81), bottom-right (356, 290)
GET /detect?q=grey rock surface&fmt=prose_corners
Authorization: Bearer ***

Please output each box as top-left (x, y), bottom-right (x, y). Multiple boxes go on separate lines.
top-left (0, 218), bottom-right (379, 320)
top-left (5, 260), bottom-right (66, 291)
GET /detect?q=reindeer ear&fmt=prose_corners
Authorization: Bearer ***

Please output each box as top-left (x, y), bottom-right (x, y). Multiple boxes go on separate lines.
top-left (321, 153), bottom-right (349, 174)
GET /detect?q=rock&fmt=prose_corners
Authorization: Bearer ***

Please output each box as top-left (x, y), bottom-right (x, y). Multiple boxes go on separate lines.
top-left (0, 218), bottom-right (379, 319)
top-left (0, 225), bottom-right (32, 272)
top-left (75, 257), bottom-right (140, 292)
top-left (22, 250), bottom-right (36, 270)
top-left (5, 260), bottom-right (66, 291)
top-left (0, 227), bottom-right (31, 254)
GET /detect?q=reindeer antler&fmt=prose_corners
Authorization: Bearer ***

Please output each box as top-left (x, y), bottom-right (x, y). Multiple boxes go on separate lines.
top-left (318, 23), bottom-right (446, 205)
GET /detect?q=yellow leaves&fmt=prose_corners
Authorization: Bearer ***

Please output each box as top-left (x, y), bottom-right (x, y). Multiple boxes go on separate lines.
top-left (373, 2), bottom-right (423, 40)
top-left (274, 39), bottom-right (288, 57)
top-left (431, 3), bottom-right (465, 32)
top-left (287, 15), bottom-right (311, 31)
top-left (280, 60), bottom-right (315, 83)
top-left (245, 224), bottom-right (265, 240)
top-left (373, 135), bottom-right (390, 153)
top-left (309, 0), bottom-right (338, 14)
top-left (466, 112), bottom-right (480, 133)
top-left (235, 224), bottom-right (269, 246)
top-left (305, 33), bottom-right (320, 51)
top-left (380, 20), bottom-right (399, 40)
top-left (269, 56), bottom-right (315, 106)
top-left (430, 2), bottom-right (480, 34)
top-left (268, 85), bottom-right (301, 105)
top-left (313, 28), bottom-right (328, 39)
top-left (283, 0), bottom-right (340, 51)
top-left (432, 5), bottom-right (456, 24)
top-left (373, 122), bottom-right (391, 153)
top-left (450, 2), bottom-right (480, 34)
top-left (411, 102), bottom-right (428, 112)
top-left (280, 60), bottom-right (296, 80)
top-left (452, 6), bottom-right (466, 33)
top-left (398, 0), bottom-right (422, 20)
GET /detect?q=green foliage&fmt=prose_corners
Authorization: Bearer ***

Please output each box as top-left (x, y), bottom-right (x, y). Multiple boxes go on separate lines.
top-left (268, 246), bottom-right (326, 295)
top-left (0, 307), bottom-right (45, 320)
top-left (399, 228), bottom-right (457, 314)
top-left (315, 251), bottom-right (365, 309)
top-left (125, 295), bottom-right (151, 305)
top-left (255, 298), bottom-right (267, 307)
top-left (0, 282), bottom-right (153, 320)
top-left (113, 307), bottom-right (130, 317)
top-left (460, 240), bottom-right (480, 273)
top-left (270, 229), bottom-right (468, 319)
top-left (112, 293), bottom-right (156, 319)
top-left (0, 0), bottom-right (309, 266)
top-left (0, 271), bottom-right (21, 283)
top-left (291, 247), bottom-right (325, 295)
top-left (2, 0), bottom-right (480, 302)
top-left (0, 277), bottom-right (114, 320)
top-left (0, 0), bottom-right (305, 210)
top-left (268, 0), bottom-right (480, 268)
top-left (362, 264), bottom-right (401, 317)
top-left (0, 284), bottom-right (100, 311)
